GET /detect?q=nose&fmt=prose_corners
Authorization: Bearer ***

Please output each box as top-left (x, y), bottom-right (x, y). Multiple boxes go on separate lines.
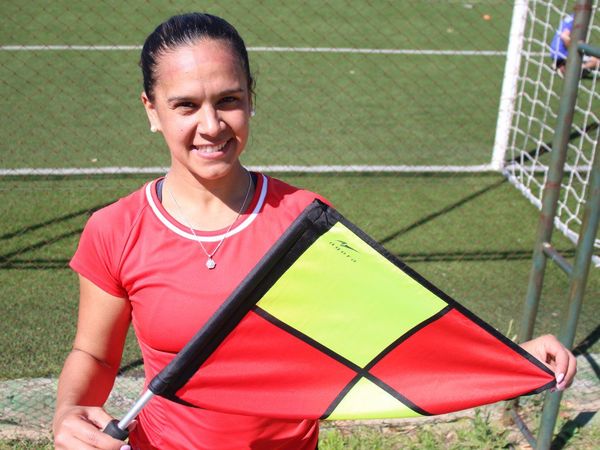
top-left (196, 106), bottom-right (223, 137)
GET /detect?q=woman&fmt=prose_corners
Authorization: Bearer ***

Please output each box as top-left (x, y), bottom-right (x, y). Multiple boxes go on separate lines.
top-left (53, 12), bottom-right (576, 450)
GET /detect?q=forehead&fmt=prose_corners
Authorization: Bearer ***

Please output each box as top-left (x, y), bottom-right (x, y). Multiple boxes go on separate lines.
top-left (154, 39), bottom-right (246, 93)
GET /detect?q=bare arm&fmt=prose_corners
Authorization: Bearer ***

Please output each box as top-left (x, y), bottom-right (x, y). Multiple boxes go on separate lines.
top-left (53, 275), bottom-right (132, 449)
top-left (560, 29), bottom-right (572, 49)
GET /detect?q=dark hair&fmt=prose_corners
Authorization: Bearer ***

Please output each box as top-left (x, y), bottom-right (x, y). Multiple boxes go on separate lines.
top-left (140, 13), bottom-right (255, 101)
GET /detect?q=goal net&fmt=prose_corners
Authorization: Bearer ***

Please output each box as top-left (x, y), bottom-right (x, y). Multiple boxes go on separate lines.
top-left (496, 0), bottom-right (600, 255)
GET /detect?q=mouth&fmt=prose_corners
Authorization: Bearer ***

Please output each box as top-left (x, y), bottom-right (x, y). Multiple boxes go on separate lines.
top-left (192, 140), bottom-right (229, 154)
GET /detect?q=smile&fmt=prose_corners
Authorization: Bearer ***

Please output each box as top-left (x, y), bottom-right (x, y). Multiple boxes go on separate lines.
top-left (193, 141), bottom-right (228, 154)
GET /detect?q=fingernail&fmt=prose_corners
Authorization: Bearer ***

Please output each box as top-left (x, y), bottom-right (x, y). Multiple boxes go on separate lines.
top-left (556, 373), bottom-right (565, 384)
top-left (120, 446), bottom-right (131, 450)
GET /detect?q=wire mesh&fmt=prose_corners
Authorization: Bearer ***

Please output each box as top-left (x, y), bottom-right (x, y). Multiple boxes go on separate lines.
top-left (0, 1), bottom-right (598, 444)
top-left (504, 0), bottom-right (600, 251)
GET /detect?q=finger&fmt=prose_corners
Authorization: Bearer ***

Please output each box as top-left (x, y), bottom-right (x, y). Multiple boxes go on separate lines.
top-left (67, 409), bottom-right (126, 449)
top-left (83, 406), bottom-right (119, 431)
top-left (56, 418), bottom-right (122, 450)
top-left (519, 335), bottom-right (552, 367)
top-left (76, 425), bottom-right (127, 449)
top-left (559, 351), bottom-right (577, 390)
top-left (546, 341), bottom-right (577, 391)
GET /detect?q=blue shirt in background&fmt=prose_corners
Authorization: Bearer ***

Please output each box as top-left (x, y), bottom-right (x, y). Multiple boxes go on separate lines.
top-left (550, 14), bottom-right (574, 62)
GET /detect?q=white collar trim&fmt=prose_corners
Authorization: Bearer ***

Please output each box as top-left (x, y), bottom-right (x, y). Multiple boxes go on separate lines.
top-left (146, 174), bottom-right (268, 242)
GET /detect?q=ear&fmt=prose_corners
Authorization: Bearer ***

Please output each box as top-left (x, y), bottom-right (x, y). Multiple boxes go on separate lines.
top-left (245, 86), bottom-right (254, 117)
top-left (141, 91), bottom-right (161, 132)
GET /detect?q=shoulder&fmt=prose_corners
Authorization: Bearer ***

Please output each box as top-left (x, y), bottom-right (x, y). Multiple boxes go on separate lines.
top-left (262, 174), bottom-right (331, 209)
top-left (71, 181), bottom-right (155, 297)
top-left (246, 173), bottom-right (332, 243)
top-left (562, 14), bottom-right (574, 27)
top-left (84, 181), bottom-right (151, 239)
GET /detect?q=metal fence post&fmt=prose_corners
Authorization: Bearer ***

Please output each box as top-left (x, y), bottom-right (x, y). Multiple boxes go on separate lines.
top-left (536, 115), bottom-right (600, 449)
top-left (509, 1), bottom-right (598, 448)
top-left (518, 0), bottom-right (592, 346)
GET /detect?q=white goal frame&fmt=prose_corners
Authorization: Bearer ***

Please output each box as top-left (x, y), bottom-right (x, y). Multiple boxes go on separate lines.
top-left (492, 0), bottom-right (600, 257)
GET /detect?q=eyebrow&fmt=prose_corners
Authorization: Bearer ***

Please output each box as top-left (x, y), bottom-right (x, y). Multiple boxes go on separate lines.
top-left (167, 88), bottom-right (245, 104)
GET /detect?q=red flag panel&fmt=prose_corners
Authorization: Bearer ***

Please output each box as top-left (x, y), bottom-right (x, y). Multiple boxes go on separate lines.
top-left (176, 311), bottom-right (358, 419)
top-left (369, 309), bottom-right (554, 415)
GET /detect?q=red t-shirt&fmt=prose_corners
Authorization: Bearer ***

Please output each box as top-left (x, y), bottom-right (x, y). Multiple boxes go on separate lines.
top-left (70, 173), bottom-right (325, 449)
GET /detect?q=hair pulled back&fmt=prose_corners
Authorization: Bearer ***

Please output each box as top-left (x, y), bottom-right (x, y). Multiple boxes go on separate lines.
top-left (140, 13), bottom-right (254, 101)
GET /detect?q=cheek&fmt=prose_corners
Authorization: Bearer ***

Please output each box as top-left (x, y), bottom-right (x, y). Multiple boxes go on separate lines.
top-left (161, 120), bottom-right (196, 149)
top-left (161, 115), bottom-right (194, 135)
top-left (232, 115), bottom-right (250, 139)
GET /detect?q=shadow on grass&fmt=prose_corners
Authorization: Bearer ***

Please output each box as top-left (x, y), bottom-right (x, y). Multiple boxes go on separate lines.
top-left (573, 325), bottom-right (600, 380)
top-left (1, 184), bottom-right (581, 268)
top-left (5, 248), bottom-right (578, 269)
top-left (551, 411), bottom-right (597, 450)
top-left (545, 326), bottom-right (600, 449)
top-left (380, 176), bottom-right (577, 263)
top-left (380, 177), bottom-right (507, 246)
top-left (0, 258), bottom-right (71, 269)
top-left (0, 206), bottom-right (98, 240)
top-left (504, 121), bottom-right (599, 166)
top-left (0, 202), bottom-right (110, 269)
top-left (573, 324), bottom-right (600, 356)
top-left (0, 230), bottom-right (84, 265)
top-left (117, 358), bottom-right (144, 376)
top-left (396, 248), bottom-right (576, 263)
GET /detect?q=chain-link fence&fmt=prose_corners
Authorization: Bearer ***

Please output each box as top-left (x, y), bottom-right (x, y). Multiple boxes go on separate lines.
top-left (2, 1), bottom-right (512, 172)
top-left (1, 0), bottom-right (598, 442)
top-left (503, 0), bottom-right (600, 257)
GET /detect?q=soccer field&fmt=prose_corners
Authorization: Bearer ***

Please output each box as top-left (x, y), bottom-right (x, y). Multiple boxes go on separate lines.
top-left (1, 0), bottom-right (514, 170)
top-left (1, 0), bottom-right (599, 441)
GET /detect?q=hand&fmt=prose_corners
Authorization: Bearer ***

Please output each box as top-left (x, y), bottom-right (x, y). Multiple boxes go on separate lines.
top-left (520, 334), bottom-right (577, 391)
top-left (53, 405), bottom-right (130, 450)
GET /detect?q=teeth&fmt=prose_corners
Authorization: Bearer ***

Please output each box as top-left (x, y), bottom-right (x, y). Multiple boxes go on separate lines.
top-left (195, 141), bottom-right (227, 153)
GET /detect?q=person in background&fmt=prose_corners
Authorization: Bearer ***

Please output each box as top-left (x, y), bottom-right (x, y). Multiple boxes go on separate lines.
top-left (550, 13), bottom-right (600, 76)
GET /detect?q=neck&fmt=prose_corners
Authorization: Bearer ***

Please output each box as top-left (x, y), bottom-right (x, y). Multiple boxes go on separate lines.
top-left (162, 167), bottom-right (254, 231)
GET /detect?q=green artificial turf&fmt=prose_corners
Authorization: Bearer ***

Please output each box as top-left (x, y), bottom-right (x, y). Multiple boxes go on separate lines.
top-left (1, 173), bottom-right (597, 379)
top-left (1, 3), bottom-right (598, 447)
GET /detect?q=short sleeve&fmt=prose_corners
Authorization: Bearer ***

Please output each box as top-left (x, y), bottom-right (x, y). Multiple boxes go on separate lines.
top-left (563, 15), bottom-right (574, 32)
top-left (70, 211), bottom-right (128, 298)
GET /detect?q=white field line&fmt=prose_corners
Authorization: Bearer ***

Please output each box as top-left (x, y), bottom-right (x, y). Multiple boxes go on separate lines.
top-left (0, 45), bottom-right (508, 56)
top-left (0, 165), bottom-right (499, 176)
top-left (2, 163), bottom-right (594, 177)
top-left (0, 45), bottom-right (141, 51)
top-left (253, 47), bottom-right (508, 56)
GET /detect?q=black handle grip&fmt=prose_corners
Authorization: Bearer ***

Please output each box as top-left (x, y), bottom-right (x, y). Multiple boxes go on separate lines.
top-left (103, 419), bottom-right (129, 441)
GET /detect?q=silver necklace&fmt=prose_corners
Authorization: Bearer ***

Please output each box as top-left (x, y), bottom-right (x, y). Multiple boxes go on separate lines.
top-left (166, 172), bottom-right (253, 270)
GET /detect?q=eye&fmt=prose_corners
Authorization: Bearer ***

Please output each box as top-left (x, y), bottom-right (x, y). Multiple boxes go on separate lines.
top-left (176, 101), bottom-right (196, 110)
top-left (218, 96), bottom-right (241, 109)
top-left (171, 101), bottom-right (198, 115)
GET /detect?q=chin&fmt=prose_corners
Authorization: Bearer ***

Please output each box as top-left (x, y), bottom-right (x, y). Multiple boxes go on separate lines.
top-left (192, 164), bottom-right (241, 182)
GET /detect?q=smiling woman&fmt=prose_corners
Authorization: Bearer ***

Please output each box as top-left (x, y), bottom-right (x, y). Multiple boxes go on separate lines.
top-left (51, 13), bottom-right (327, 450)
top-left (50, 11), bottom-right (577, 450)
top-left (140, 15), bottom-right (255, 228)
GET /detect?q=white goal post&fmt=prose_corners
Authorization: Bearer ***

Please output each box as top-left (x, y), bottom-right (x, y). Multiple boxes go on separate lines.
top-left (493, 0), bottom-right (600, 255)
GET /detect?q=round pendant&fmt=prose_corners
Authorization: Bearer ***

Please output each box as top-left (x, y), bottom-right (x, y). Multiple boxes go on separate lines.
top-left (206, 258), bottom-right (216, 270)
